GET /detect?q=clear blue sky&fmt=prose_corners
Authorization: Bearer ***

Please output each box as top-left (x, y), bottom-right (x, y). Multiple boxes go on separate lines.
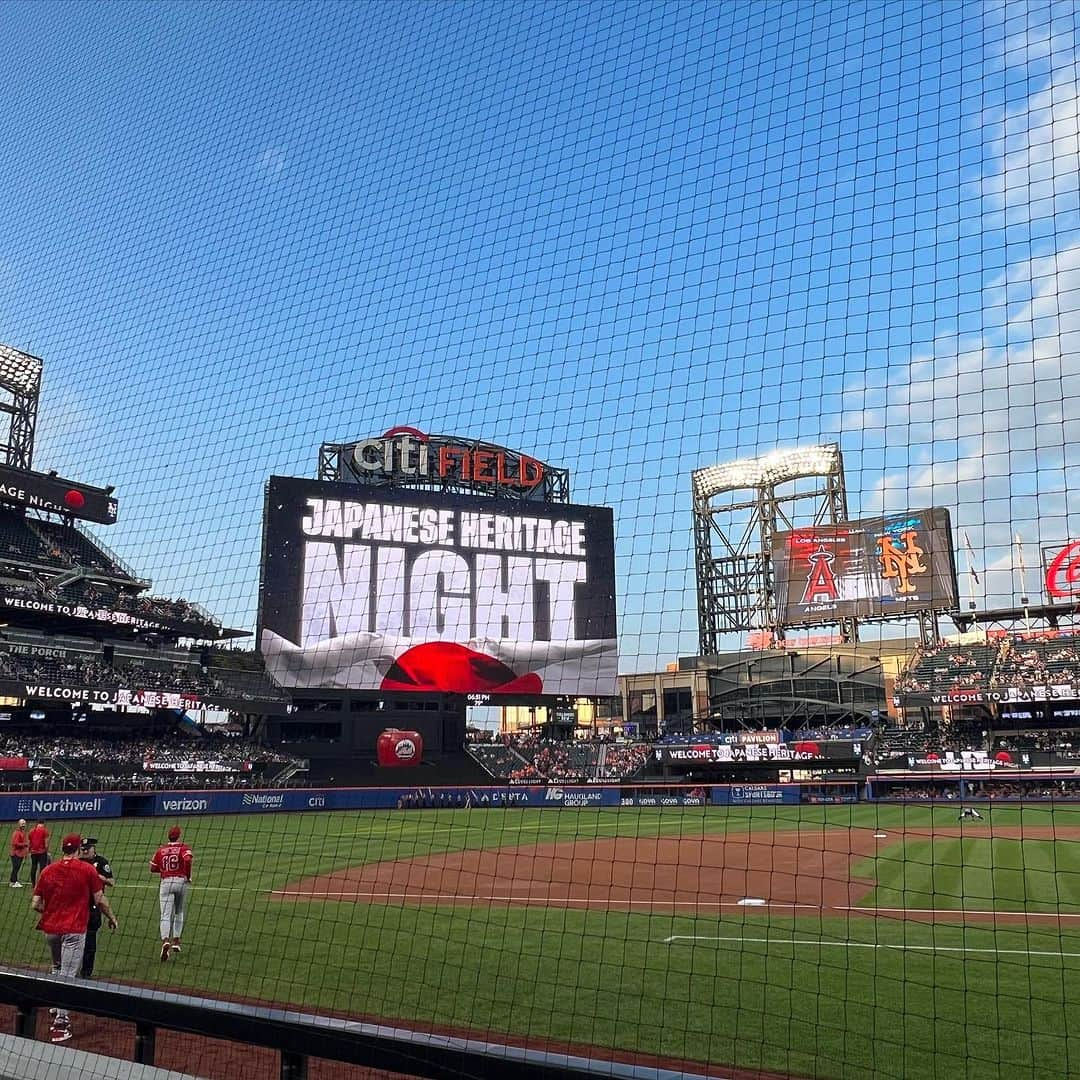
top-left (0, 0), bottom-right (1075, 669)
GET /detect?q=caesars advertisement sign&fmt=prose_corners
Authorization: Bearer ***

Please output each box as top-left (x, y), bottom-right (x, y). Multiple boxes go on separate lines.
top-left (258, 476), bottom-right (618, 696)
top-left (772, 508), bottom-right (958, 627)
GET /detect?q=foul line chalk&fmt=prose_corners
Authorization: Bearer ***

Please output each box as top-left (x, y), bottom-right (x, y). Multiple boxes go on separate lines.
top-left (661, 935), bottom-right (1080, 958)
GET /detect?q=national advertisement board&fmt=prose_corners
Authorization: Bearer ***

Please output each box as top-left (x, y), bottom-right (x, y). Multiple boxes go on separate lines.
top-left (258, 476), bottom-right (618, 696)
top-left (771, 508), bottom-right (958, 627)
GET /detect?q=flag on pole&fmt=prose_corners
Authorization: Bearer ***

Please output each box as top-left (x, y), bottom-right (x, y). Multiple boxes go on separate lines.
top-left (963, 532), bottom-right (980, 585)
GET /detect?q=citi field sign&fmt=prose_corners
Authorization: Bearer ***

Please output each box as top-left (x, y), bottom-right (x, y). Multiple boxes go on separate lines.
top-left (350, 427), bottom-right (544, 491)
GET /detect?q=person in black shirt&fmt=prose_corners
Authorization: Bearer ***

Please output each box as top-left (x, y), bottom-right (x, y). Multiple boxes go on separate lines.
top-left (78, 837), bottom-right (115, 977)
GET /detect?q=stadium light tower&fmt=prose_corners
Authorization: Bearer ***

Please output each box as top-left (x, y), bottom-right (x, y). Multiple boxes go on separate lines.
top-left (692, 443), bottom-right (852, 652)
top-left (0, 344), bottom-right (42, 470)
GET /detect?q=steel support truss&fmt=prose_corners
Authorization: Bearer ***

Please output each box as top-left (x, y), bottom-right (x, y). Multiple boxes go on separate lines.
top-left (692, 444), bottom-right (853, 653)
top-left (0, 344), bottom-right (41, 470)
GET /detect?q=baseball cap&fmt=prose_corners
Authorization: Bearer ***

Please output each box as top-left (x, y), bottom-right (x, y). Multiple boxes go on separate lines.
top-left (168, 826), bottom-right (181, 841)
top-left (61, 834), bottom-right (82, 853)
top-left (80, 837), bottom-right (98, 849)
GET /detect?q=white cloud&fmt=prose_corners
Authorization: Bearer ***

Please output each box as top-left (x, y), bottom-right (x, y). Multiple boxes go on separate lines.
top-left (844, 53), bottom-right (1080, 609)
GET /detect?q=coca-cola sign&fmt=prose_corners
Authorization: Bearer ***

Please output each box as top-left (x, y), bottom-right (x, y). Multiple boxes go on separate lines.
top-left (1044, 541), bottom-right (1080, 603)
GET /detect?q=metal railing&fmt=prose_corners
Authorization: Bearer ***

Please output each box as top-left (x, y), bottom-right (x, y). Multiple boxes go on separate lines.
top-left (0, 968), bottom-right (719, 1080)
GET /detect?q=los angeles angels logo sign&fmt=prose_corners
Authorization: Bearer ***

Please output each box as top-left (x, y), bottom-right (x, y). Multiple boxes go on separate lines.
top-left (801, 545), bottom-right (839, 604)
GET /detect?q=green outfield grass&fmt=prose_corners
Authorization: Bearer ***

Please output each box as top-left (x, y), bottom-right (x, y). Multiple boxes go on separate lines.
top-left (1, 803), bottom-right (1079, 1079)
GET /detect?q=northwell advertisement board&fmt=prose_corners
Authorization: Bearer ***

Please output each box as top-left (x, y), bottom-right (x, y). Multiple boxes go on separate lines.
top-left (258, 476), bottom-right (618, 696)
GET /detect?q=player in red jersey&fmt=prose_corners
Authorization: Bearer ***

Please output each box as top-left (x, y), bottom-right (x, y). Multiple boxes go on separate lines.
top-left (150, 826), bottom-right (193, 961)
top-left (28, 819), bottom-right (50, 885)
top-left (32, 833), bottom-right (118, 1043)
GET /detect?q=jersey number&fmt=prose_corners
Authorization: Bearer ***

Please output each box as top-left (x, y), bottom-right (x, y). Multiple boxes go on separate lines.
top-left (161, 853), bottom-right (181, 873)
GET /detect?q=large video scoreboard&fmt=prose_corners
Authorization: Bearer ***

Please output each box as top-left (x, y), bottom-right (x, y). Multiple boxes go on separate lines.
top-left (258, 476), bottom-right (618, 697)
top-left (771, 508), bottom-right (958, 627)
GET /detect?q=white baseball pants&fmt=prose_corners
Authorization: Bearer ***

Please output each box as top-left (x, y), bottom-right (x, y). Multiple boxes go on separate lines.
top-left (159, 877), bottom-right (190, 939)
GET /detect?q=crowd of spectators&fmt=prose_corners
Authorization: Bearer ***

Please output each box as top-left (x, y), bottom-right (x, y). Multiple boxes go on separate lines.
top-left (0, 576), bottom-right (220, 637)
top-left (993, 731), bottom-right (1080, 756)
top-left (0, 648), bottom-right (281, 703)
top-left (0, 730), bottom-right (296, 771)
top-left (793, 725), bottom-right (873, 741)
top-left (994, 637), bottom-right (1080, 688)
top-left (896, 643), bottom-right (1001, 694)
top-left (467, 733), bottom-right (654, 782)
top-left (594, 743), bottom-right (651, 779)
top-left (877, 783), bottom-right (960, 800)
top-left (897, 636), bottom-right (1080, 697)
top-left (965, 780), bottom-right (1080, 800)
top-left (508, 741), bottom-right (588, 781)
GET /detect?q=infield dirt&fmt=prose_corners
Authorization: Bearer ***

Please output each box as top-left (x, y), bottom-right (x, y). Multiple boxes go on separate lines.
top-left (276, 823), bottom-right (1080, 925)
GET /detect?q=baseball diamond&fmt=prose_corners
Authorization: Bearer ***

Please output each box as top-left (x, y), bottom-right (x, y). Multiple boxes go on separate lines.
top-left (0, 802), bottom-right (1077, 1079)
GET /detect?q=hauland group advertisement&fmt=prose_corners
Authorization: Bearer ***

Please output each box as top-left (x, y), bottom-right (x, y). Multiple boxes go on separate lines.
top-left (771, 507), bottom-right (959, 627)
top-left (258, 476), bottom-right (618, 696)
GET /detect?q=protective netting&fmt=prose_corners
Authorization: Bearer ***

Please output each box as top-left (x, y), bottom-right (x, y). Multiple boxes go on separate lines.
top-left (0, 1), bottom-right (1076, 1078)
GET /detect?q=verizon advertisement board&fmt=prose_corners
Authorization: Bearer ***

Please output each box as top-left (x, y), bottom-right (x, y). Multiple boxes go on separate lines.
top-left (772, 508), bottom-right (958, 627)
top-left (258, 476), bottom-right (618, 696)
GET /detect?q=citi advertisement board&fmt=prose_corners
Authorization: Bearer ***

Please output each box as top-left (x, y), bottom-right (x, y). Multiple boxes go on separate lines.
top-left (258, 476), bottom-right (618, 696)
top-left (772, 508), bottom-right (958, 627)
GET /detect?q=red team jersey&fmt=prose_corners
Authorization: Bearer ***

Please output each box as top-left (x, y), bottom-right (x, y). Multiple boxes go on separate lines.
top-left (33, 858), bottom-right (103, 935)
top-left (10, 829), bottom-right (27, 857)
top-left (150, 842), bottom-right (193, 881)
top-left (28, 826), bottom-right (48, 854)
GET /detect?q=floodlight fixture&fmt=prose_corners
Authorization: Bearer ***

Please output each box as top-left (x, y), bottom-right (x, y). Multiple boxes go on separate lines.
top-left (692, 442), bottom-right (853, 648)
top-left (0, 344), bottom-right (42, 397)
top-left (692, 444), bottom-right (842, 503)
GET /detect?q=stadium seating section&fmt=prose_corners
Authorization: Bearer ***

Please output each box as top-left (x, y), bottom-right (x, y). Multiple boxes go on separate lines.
top-left (896, 636), bottom-right (1080, 696)
top-left (467, 736), bottom-right (652, 781)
